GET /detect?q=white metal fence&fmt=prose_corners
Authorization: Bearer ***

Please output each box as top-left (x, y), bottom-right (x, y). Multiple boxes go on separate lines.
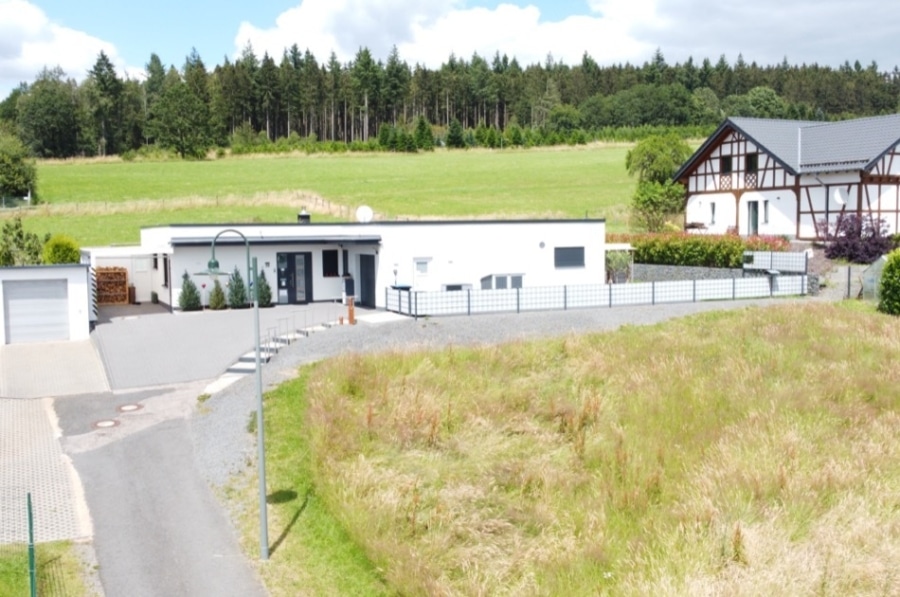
top-left (386, 275), bottom-right (808, 317)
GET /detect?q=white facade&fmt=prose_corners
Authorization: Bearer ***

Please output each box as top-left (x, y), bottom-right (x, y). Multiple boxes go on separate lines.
top-left (0, 265), bottom-right (91, 344)
top-left (131, 220), bottom-right (606, 309)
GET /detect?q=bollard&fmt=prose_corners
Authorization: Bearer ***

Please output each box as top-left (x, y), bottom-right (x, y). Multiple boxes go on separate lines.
top-left (348, 297), bottom-right (356, 325)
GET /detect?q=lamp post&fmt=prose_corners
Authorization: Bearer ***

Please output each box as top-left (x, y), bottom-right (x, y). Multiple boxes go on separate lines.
top-left (208, 228), bottom-right (268, 561)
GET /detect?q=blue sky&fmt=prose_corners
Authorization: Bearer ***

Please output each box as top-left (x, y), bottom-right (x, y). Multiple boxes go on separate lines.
top-left (3, 0), bottom-right (899, 98)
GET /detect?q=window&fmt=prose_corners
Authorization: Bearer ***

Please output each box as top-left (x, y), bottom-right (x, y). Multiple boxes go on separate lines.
top-left (480, 275), bottom-right (524, 290)
top-left (415, 259), bottom-right (430, 274)
top-left (763, 200), bottom-right (769, 224)
top-left (554, 247), bottom-right (585, 268)
top-left (746, 153), bottom-right (758, 173)
top-left (163, 255), bottom-right (169, 287)
top-left (322, 249), bottom-right (339, 277)
top-left (720, 156), bottom-right (733, 173)
top-left (710, 202), bottom-right (716, 225)
top-left (152, 254), bottom-right (159, 270)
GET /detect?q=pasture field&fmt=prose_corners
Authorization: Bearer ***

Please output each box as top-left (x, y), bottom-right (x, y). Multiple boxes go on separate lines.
top-left (229, 302), bottom-right (900, 596)
top-left (15, 145), bottom-right (634, 245)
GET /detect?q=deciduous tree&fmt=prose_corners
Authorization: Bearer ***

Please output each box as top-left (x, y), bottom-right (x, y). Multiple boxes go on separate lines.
top-left (0, 130), bottom-right (37, 200)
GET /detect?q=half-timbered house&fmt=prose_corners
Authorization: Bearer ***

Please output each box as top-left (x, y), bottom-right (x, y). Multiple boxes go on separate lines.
top-left (674, 114), bottom-right (900, 239)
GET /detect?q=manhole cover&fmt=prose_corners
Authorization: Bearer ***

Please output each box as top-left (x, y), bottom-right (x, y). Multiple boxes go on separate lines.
top-left (117, 404), bottom-right (142, 413)
top-left (94, 419), bottom-right (119, 429)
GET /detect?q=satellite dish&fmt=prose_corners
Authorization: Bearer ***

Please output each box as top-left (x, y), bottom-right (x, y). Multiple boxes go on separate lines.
top-left (356, 205), bottom-right (374, 223)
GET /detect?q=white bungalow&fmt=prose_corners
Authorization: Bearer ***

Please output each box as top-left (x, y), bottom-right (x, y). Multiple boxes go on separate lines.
top-left (675, 114), bottom-right (900, 239)
top-left (126, 218), bottom-right (606, 310)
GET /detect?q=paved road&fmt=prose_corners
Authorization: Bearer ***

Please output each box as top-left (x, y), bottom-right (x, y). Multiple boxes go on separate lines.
top-left (70, 418), bottom-right (265, 597)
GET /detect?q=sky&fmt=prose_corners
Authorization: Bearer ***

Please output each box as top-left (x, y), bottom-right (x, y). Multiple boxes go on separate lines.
top-left (2, 0), bottom-right (900, 99)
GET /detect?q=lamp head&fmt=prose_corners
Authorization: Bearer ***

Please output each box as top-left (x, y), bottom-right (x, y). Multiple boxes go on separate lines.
top-left (207, 257), bottom-right (220, 274)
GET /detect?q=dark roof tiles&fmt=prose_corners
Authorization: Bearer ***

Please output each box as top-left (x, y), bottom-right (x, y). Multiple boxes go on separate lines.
top-left (677, 114), bottom-right (900, 178)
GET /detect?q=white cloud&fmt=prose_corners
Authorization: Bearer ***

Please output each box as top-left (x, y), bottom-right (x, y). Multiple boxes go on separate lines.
top-left (234, 0), bottom-right (660, 67)
top-left (234, 0), bottom-right (900, 73)
top-left (0, 0), bottom-right (131, 96)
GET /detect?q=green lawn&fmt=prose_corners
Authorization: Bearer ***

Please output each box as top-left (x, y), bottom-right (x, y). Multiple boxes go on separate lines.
top-left (19, 146), bottom-right (635, 245)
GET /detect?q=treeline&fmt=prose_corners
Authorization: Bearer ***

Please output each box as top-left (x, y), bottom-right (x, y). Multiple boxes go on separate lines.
top-left (0, 46), bottom-right (898, 159)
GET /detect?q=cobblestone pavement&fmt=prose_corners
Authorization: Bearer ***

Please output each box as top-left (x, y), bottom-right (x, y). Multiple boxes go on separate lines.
top-left (0, 398), bottom-right (91, 544)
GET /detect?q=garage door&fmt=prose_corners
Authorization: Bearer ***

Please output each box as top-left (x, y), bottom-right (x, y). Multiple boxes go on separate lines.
top-left (3, 280), bottom-right (69, 344)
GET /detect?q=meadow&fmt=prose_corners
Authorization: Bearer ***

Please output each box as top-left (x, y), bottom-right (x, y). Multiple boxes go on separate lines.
top-left (226, 301), bottom-right (900, 596)
top-left (12, 145), bottom-right (634, 246)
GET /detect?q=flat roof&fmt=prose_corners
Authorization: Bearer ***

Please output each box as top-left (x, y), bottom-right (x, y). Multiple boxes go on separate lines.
top-left (170, 235), bottom-right (383, 247)
top-left (146, 218), bottom-right (606, 231)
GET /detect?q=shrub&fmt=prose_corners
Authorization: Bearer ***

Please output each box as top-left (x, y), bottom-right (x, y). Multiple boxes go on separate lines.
top-left (208, 279), bottom-right (227, 310)
top-left (878, 249), bottom-right (900, 315)
top-left (179, 271), bottom-right (202, 311)
top-left (257, 269), bottom-right (273, 307)
top-left (228, 266), bottom-right (249, 308)
top-left (822, 214), bottom-right (892, 264)
top-left (42, 234), bottom-right (80, 264)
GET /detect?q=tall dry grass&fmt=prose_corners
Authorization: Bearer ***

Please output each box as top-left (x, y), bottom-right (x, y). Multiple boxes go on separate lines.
top-left (297, 303), bottom-right (900, 596)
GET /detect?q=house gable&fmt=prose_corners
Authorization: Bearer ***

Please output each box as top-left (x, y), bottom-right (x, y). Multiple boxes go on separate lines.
top-left (678, 127), bottom-right (796, 195)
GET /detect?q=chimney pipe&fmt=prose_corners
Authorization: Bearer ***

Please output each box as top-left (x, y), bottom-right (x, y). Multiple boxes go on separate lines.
top-left (298, 207), bottom-right (310, 224)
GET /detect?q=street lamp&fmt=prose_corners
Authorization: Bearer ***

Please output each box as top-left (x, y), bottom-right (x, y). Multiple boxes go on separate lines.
top-left (208, 228), bottom-right (269, 561)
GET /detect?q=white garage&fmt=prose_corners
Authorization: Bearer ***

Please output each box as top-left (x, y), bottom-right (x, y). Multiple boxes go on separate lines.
top-left (0, 265), bottom-right (91, 345)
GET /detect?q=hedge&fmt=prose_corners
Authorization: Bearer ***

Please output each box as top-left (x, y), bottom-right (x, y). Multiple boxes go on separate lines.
top-left (608, 233), bottom-right (791, 268)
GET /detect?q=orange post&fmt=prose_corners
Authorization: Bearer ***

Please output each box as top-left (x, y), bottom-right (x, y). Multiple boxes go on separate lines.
top-left (348, 297), bottom-right (356, 325)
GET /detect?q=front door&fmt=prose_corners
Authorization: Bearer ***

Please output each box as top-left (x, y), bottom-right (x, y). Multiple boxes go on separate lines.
top-left (276, 252), bottom-right (313, 304)
top-left (359, 254), bottom-right (376, 307)
top-left (748, 201), bottom-right (759, 235)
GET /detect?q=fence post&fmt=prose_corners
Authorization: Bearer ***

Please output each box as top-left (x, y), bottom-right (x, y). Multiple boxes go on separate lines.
top-left (693, 278), bottom-right (697, 302)
top-left (732, 277), bottom-right (736, 300)
top-left (516, 288), bottom-right (520, 313)
top-left (564, 285), bottom-right (567, 310)
top-left (467, 289), bottom-right (471, 316)
top-left (414, 292), bottom-right (418, 320)
top-left (652, 281), bottom-right (656, 305)
top-left (609, 283), bottom-right (613, 308)
top-left (28, 492), bottom-right (36, 597)
top-left (846, 266), bottom-right (851, 300)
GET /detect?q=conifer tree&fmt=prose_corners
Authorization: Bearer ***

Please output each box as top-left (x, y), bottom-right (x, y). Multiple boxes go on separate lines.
top-left (228, 266), bottom-right (249, 307)
top-left (208, 279), bottom-right (227, 310)
top-left (257, 269), bottom-right (273, 307)
top-left (179, 271), bottom-right (202, 311)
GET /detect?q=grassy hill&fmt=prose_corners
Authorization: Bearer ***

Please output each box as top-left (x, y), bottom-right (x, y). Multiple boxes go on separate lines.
top-left (229, 302), bottom-right (900, 596)
top-left (15, 145), bottom-right (634, 246)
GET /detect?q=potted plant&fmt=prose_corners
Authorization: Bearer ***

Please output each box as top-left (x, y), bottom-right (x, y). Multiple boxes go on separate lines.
top-left (606, 251), bottom-right (631, 284)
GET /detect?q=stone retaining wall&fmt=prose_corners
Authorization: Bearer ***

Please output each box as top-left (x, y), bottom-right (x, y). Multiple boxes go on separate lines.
top-left (632, 264), bottom-right (820, 296)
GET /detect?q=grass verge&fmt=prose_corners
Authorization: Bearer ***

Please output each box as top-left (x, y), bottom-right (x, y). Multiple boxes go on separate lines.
top-left (227, 368), bottom-right (388, 596)
top-left (242, 302), bottom-right (900, 595)
top-left (0, 541), bottom-right (93, 596)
